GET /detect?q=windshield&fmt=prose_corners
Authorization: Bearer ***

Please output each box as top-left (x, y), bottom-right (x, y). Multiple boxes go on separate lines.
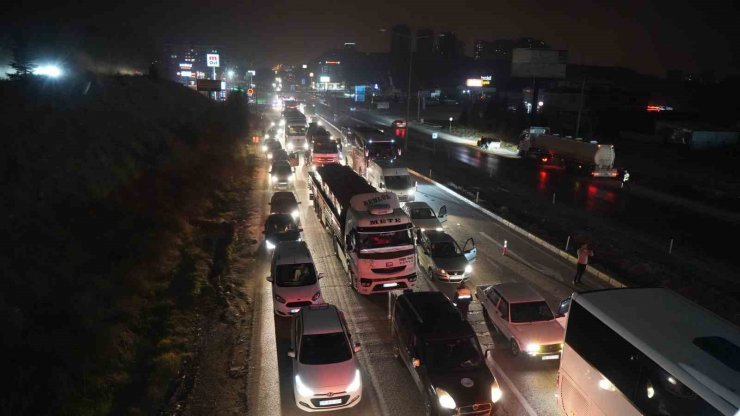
top-left (275, 263), bottom-right (317, 287)
top-left (431, 241), bottom-right (462, 258)
top-left (510, 301), bottom-right (554, 323)
top-left (287, 125), bottom-right (307, 135)
top-left (358, 229), bottom-right (413, 251)
top-left (313, 141), bottom-right (338, 153)
top-left (266, 216), bottom-right (297, 233)
top-left (425, 337), bottom-right (483, 371)
top-left (384, 175), bottom-right (413, 190)
top-left (300, 332), bottom-right (352, 365)
top-left (410, 207), bottom-right (436, 219)
top-left (273, 165), bottom-right (292, 176)
top-left (367, 142), bottom-right (395, 158)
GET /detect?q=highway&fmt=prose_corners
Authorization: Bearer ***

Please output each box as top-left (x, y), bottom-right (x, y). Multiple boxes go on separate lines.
top-left (244, 111), bottom-right (613, 416)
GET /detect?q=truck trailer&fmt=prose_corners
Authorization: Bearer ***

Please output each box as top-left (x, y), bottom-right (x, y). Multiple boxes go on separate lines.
top-left (308, 164), bottom-right (417, 294)
top-left (519, 133), bottom-right (618, 178)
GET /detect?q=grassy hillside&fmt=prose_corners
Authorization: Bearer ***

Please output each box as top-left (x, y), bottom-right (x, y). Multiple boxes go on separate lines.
top-left (0, 74), bottom-right (252, 415)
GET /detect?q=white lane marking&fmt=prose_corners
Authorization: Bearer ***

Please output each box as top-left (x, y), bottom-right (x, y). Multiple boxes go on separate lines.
top-left (248, 280), bottom-right (280, 415)
top-left (486, 356), bottom-right (540, 416)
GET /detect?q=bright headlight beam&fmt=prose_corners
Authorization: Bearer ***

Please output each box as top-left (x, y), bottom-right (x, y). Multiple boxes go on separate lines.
top-left (346, 369), bottom-right (361, 393)
top-left (34, 64), bottom-right (63, 78)
top-left (436, 388), bottom-right (456, 409)
top-left (295, 375), bottom-right (314, 396)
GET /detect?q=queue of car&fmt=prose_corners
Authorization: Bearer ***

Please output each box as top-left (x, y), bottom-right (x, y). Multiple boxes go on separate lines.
top-left (258, 109), bottom-right (566, 415)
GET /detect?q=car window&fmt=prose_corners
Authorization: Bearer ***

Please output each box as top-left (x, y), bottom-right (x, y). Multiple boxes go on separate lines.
top-left (299, 332), bottom-right (353, 364)
top-left (275, 263), bottom-right (317, 287)
top-left (510, 301), bottom-right (554, 323)
top-left (425, 337), bottom-right (483, 370)
top-left (385, 175), bottom-right (413, 189)
top-left (431, 241), bottom-right (462, 258)
top-left (498, 299), bottom-right (509, 318)
top-left (273, 165), bottom-right (292, 176)
top-left (266, 216), bottom-right (297, 232)
top-left (487, 288), bottom-right (501, 306)
top-left (410, 207), bottom-right (436, 219)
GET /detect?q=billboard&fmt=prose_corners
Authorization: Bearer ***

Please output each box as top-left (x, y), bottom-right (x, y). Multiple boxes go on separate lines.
top-left (466, 79), bottom-right (483, 87)
top-left (511, 49), bottom-right (567, 79)
top-left (196, 79), bottom-right (223, 91)
top-left (355, 85), bottom-right (366, 102)
top-left (206, 53), bottom-right (220, 68)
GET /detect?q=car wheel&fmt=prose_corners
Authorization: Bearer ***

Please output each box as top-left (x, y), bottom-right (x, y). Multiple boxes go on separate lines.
top-left (510, 339), bottom-right (520, 356)
top-left (427, 267), bottom-right (434, 280)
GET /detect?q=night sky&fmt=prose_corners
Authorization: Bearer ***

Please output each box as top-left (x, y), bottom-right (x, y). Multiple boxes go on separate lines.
top-left (2, 0), bottom-right (737, 77)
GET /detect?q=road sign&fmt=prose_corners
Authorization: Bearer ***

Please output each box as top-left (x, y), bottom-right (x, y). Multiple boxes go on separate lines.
top-left (247, 88), bottom-right (254, 96)
top-left (196, 79), bottom-right (223, 92)
top-left (432, 132), bottom-right (438, 139)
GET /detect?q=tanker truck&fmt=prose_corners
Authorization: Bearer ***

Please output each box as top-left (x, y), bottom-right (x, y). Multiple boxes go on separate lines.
top-left (518, 133), bottom-right (619, 178)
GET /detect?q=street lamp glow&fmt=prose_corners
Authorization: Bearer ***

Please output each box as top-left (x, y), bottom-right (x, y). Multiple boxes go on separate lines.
top-left (34, 64), bottom-right (63, 78)
top-left (227, 69), bottom-right (235, 79)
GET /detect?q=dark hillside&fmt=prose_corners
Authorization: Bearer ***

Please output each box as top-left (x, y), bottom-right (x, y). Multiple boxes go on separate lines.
top-left (0, 75), bottom-right (251, 415)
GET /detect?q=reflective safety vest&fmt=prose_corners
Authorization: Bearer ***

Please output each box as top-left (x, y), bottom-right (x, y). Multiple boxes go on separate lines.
top-left (623, 172), bottom-right (630, 182)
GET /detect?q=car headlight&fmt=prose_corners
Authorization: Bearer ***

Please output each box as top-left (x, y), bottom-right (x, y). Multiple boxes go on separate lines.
top-left (303, 142), bottom-right (309, 150)
top-left (265, 240), bottom-right (276, 250)
top-left (288, 175), bottom-right (294, 182)
top-left (261, 145), bottom-right (268, 152)
top-left (346, 369), bottom-right (361, 393)
top-left (287, 143), bottom-right (294, 151)
top-left (268, 153), bottom-right (273, 159)
top-left (435, 227), bottom-right (443, 231)
top-left (491, 383), bottom-right (503, 403)
top-left (436, 268), bottom-right (447, 276)
top-left (464, 264), bottom-right (473, 274)
top-left (291, 209), bottom-right (299, 219)
top-left (295, 375), bottom-right (314, 396)
top-left (525, 343), bottom-right (541, 353)
top-left (271, 175), bottom-right (277, 183)
top-left (420, 227), bottom-right (426, 232)
top-left (265, 134), bottom-right (270, 139)
top-left (407, 187), bottom-right (416, 195)
top-left (436, 388), bottom-right (456, 409)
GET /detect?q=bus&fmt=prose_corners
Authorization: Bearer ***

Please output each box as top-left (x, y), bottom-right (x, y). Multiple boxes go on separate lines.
top-left (343, 126), bottom-right (400, 177)
top-left (557, 288), bottom-right (740, 416)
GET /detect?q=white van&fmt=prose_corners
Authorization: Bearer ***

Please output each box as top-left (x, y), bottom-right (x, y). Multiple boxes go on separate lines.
top-left (267, 241), bottom-right (324, 317)
top-left (365, 159), bottom-right (416, 203)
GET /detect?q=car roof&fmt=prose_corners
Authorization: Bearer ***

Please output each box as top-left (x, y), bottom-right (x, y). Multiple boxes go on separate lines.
top-left (301, 304), bottom-right (345, 335)
top-left (274, 241), bottom-right (312, 265)
top-left (405, 201), bottom-right (432, 209)
top-left (271, 161), bottom-right (291, 170)
top-left (492, 282), bottom-right (545, 303)
top-left (266, 213), bottom-right (294, 223)
top-left (397, 291), bottom-right (474, 340)
top-left (422, 230), bottom-right (455, 244)
top-left (271, 191), bottom-right (297, 202)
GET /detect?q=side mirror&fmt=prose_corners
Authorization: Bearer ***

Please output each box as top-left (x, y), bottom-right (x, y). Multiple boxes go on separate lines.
top-left (379, 182), bottom-right (385, 189)
top-left (485, 348), bottom-right (492, 358)
top-left (353, 343), bottom-right (362, 353)
top-left (438, 205), bottom-right (448, 223)
top-left (412, 358), bottom-right (421, 368)
top-left (318, 272), bottom-right (325, 279)
top-left (287, 349), bottom-right (296, 358)
top-left (266, 276), bottom-right (273, 282)
top-left (297, 201), bottom-right (302, 204)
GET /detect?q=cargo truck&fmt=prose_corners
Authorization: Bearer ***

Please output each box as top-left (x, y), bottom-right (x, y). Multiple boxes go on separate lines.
top-left (519, 133), bottom-right (618, 178)
top-left (308, 164), bottom-right (417, 294)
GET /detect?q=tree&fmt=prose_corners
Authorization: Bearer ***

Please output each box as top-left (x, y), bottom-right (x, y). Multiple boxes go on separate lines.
top-left (7, 36), bottom-right (36, 79)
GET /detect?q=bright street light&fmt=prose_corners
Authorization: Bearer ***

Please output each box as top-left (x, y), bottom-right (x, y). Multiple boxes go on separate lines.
top-left (449, 117), bottom-right (454, 132)
top-left (227, 69), bottom-right (235, 79)
top-left (34, 64), bottom-right (63, 78)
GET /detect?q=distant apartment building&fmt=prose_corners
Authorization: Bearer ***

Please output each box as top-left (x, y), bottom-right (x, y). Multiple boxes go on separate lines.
top-left (163, 44), bottom-right (226, 87)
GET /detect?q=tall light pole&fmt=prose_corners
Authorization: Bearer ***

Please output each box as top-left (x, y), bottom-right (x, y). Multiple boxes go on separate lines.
top-left (449, 116), bottom-right (453, 132)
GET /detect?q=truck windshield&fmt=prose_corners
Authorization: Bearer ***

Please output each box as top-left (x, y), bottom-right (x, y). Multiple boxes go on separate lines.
top-left (313, 141), bottom-right (338, 153)
top-left (275, 263), bottom-right (317, 287)
top-left (384, 175), bottom-right (413, 190)
top-left (358, 229), bottom-right (413, 251)
top-left (425, 337), bottom-right (483, 371)
top-left (510, 301), bottom-right (554, 323)
top-left (367, 142), bottom-right (395, 158)
top-left (287, 125), bottom-right (307, 135)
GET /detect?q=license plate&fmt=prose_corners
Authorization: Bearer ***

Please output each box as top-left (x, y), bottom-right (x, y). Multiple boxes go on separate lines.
top-left (319, 398), bottom-right (342, 406)
top-left (542, 354), bottom-right (560, 360)
top-left (383, 283), bottom-right (398, 288)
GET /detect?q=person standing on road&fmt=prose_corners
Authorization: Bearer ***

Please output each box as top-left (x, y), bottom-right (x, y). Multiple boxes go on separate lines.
top-left (573, 243), bottom-right (594, 285)
top-left (622, 170), bottom-right (631, 190)
top-left (453, 281), bottom-right (472, 320)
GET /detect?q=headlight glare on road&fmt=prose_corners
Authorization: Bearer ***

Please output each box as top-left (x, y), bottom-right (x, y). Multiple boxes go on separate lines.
top-left (464, 264), bottom-right (473, 274)
top-left (525, 343), bottom-right (541, 353)
top-left (491, 384), bottom-right (503, 402)
top-left (291, 210), bottom-right (299, 219)
top-left (436, 388), bottom-right (456, 409)
top-left (265, 240), bottom-right (276, 250)
top-left (346, 369), bottom-right (361, 393)
top-left (295, 375), bottom-right (314, 396)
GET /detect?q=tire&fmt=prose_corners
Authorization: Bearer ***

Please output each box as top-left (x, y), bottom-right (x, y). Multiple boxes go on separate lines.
top-left (427, 267), bottom-right (434, 280)
top-left (510, 339), bottom-right (520, 356)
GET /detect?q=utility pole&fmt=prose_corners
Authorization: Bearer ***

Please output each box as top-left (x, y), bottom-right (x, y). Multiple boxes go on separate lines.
top-left (405, 40), bottom-right (413, 153)
top-left (575, 78), bottom-right (586, 138)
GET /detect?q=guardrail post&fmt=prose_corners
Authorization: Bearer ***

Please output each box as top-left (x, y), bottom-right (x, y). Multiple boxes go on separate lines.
top-left (429, 168), bottom-right (432, 178)
top-left (565, 235), bottom-right (571, 252)
top-left (552, 192), bottom-right (556, 204)
top-left (475, 191), bottom-right (479, 203)
top-left (668, 238), bottom-right (674, 254)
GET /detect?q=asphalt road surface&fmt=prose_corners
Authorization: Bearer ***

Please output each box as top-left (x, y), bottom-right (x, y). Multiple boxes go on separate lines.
top-left (245, 113), bottom-right (612, 416)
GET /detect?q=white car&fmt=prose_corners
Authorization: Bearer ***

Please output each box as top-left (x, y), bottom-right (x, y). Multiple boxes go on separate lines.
top-left (403, 201), bottom-right (447, 232)
top-left (476, 283), bottom-right (565, 360)
top-left (267, 241), bottom-right (324, 316)
top-left (289, 304), bottom-right (363, 411)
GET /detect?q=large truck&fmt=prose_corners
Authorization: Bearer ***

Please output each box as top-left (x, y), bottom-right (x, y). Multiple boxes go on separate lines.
top-left (344, 126), bottom-right (401, 177)
top-left (309, 128), bottom-right (342, 170)
top-left (365, 159), bottom-right (416, 203)
top-left (519, 133), bottom-right (618, 178)
top-left (656, 120), bottom-right (739, 150)
top-left (308, 164), bottom-right (417, 294)
top-left (282, 110), bottom-right (308, 153)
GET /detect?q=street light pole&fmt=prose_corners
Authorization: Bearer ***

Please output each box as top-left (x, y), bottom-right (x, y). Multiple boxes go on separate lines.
top-left (405, 39), bottom-right (413, 153)
top-left (449, 116), bottom-right (453, 132)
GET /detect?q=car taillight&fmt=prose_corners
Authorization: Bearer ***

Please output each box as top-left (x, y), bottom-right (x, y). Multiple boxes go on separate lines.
top-left (312, 291), bottom-right (321, 301)
top-left (275, 294), bottom-right (286, 303)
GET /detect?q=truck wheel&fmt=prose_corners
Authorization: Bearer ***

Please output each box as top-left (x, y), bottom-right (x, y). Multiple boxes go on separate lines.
top-left (427, 267), bottom-right (435, 280)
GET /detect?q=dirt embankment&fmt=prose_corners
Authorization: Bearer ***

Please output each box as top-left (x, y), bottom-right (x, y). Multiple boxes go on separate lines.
top-left (0, 74), bottom-right (253, 415)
